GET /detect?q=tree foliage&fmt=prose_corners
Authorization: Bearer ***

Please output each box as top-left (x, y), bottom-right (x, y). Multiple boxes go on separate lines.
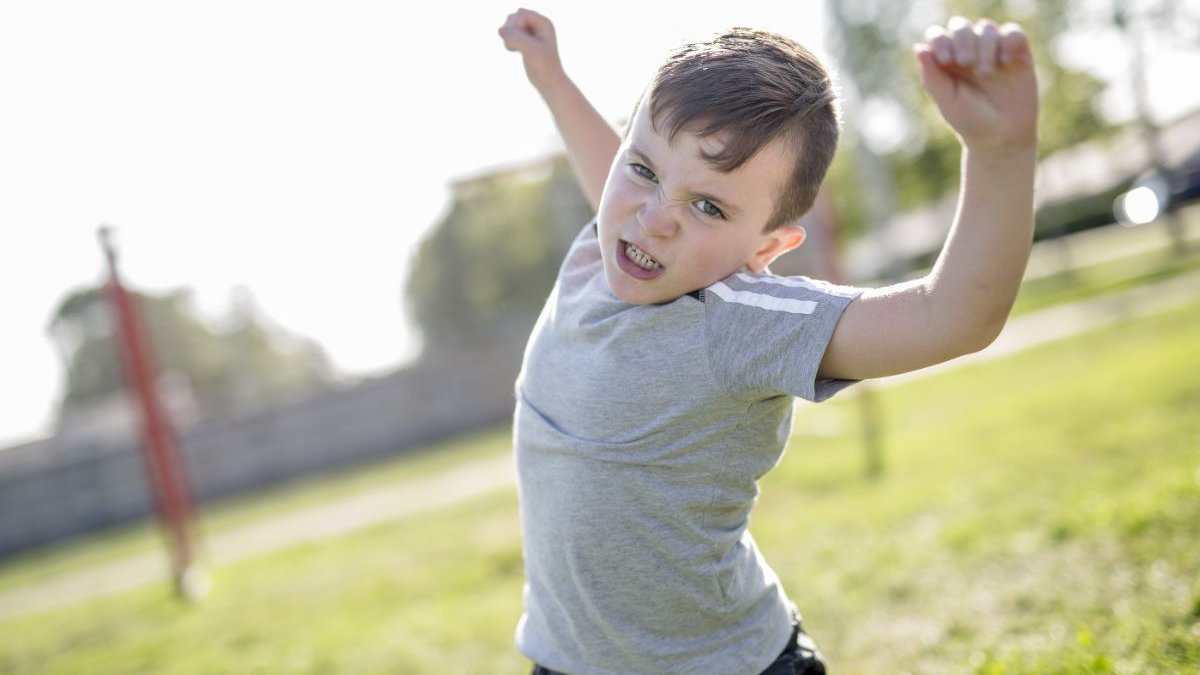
top-left (406, 157), bottom-right (591, 354)
top-left (822, 0), bottom-right (1116, 235)
top-left (48, 285), bottom-right (333, 422)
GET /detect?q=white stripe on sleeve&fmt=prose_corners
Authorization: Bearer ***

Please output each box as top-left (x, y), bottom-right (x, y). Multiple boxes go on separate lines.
top-left (732, 272), bottom-right (858, 297)
top-left (707, 282), bottom-right (818, 315)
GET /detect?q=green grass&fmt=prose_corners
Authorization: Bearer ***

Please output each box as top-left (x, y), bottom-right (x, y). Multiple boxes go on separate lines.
top-left (756, 299), bottom-right (1200, 673)
top-left (1, 300), bottom-right (1198, 674)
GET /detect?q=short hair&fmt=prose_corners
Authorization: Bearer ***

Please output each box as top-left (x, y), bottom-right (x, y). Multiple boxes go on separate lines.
top-left (641, 27), bottom-right (841, 232)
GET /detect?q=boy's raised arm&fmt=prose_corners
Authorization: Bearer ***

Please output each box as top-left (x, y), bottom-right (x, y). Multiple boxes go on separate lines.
top-left (818, 17), bottom-right (1039, 381)
top-left (499, 9), bottom-right (620, 212)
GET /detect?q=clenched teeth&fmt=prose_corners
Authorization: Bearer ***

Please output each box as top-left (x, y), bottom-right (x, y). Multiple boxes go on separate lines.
top-left (624, 243), bottom-right (661, 270)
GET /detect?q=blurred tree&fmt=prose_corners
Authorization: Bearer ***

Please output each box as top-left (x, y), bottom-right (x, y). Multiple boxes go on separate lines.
top-left (824, 0), bottom-right (902, 246)
top-left (47, 285), bottom-right (333, 423)
top-left (220, 287), bottom-right (335, 411)
top-left (406, 157), bottom-right (591, 355)
top-left (822, 0), bottom-right (1115, 236)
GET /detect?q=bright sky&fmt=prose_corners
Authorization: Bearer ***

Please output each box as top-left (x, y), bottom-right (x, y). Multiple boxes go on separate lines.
top-left (0, 0), bottom-right (833, 448)
top-left (2, 1), bottom-right (1197, 449)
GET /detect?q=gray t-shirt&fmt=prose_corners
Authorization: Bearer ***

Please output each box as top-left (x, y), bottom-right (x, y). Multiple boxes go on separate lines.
top-left (514, 223), bottom-right (861, 675)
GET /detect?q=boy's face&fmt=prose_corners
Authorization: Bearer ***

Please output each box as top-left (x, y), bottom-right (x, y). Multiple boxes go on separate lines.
top-left (596, 99), bottom-right (806, 305)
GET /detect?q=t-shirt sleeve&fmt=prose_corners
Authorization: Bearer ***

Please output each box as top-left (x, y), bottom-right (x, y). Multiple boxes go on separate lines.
top-left (703, 272), bottom-right (864, 402)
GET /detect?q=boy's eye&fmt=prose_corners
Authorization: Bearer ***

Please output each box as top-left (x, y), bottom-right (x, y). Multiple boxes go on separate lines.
top-left (630, 163), bottom-right (658, 183)
top-left (695, 199), bottom-right (726, 219)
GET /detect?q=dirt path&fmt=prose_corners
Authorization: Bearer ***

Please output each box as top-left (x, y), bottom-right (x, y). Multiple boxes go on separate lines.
top-left (0, 453), bottom-right (515, 622)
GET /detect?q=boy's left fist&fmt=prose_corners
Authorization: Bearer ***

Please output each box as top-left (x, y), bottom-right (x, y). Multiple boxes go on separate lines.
top-left (499, 8), bottom-right (566, 94)
top-left (915, 17), bottom-right (1038, 153)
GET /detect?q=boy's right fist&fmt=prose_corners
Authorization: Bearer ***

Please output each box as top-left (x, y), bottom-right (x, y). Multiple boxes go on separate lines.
top-left (499, 8), bottom-right (566, 93)
top-left (914, 17), bottom-right (1038, 153)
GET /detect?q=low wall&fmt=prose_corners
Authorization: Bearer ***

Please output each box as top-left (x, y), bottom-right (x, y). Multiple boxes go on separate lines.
top-left (0, 344), bottom-right (522, 557)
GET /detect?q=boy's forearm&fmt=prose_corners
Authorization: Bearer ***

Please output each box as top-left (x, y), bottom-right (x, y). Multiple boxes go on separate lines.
top-left (923, 144), bottom-right (1037, 350)
top-left (536, 75), bottom-right (621, 212)
top-left (819, 19), bottom-right (1039, 381)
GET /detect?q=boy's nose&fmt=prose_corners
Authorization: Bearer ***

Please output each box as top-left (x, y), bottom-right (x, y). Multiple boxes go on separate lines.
top-left (638, 192), bottom-right (680, 238)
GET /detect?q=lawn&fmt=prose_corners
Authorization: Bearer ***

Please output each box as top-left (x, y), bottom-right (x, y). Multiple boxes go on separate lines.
top-left (757, 301), bottom-right (1200, 673)
top-left (1, 299), bottom-right (1197, 674)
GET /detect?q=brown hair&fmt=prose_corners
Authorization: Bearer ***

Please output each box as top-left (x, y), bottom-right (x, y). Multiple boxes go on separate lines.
top-left (640, 27), bottom-right (841, 231)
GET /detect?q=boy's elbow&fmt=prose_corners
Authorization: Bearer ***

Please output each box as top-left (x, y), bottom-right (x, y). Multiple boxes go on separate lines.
top-left (957, 309), bottom-right (1009, 356)
top-left (931, 299), bottom-right (1009, 360)
top-left (964, 320), bottom-right (1003, 355)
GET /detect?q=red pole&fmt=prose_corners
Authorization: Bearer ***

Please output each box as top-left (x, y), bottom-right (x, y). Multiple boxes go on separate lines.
top-left (97, 226), bottom-right (207, 600)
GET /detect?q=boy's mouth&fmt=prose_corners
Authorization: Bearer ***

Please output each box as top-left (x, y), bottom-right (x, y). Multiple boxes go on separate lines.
top-left (616, 240), bottom-right (666, 280)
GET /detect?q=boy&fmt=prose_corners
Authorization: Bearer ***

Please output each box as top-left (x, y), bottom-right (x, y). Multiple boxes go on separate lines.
top-left (499, 8), bottom-right (1037, 674)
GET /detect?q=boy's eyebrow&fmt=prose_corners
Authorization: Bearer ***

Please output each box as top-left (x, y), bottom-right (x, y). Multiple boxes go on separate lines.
top-left (628, 145), bottom-right (742, 218)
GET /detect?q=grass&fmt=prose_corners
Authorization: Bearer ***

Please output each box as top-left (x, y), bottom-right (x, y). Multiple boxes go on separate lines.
top-left (1, 303), bottom-right (1198, 672)
top-left (756, 299), bottom-right (1200, 673)
top-left (2, 490), bottom-right (526, 674)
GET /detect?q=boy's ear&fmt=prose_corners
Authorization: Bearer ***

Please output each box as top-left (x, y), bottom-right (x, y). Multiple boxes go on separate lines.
top-left (746, 225), bottom-right (807, 273)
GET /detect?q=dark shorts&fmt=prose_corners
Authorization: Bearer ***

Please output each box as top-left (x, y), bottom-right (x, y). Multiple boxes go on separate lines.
top-left (530, 618), bottom-right (827, 675)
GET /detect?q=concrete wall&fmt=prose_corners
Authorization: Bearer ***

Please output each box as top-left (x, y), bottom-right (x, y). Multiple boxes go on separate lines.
top-left (0, 343), bottom-right (522, 557)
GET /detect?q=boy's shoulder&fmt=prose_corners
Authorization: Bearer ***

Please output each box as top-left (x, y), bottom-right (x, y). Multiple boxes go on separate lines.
top-left (700, 270), bottom-right (864, 402)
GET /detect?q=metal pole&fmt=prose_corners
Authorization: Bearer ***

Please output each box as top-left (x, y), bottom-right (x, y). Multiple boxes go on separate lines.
top-left (97, 226), bottom-right (208, 600)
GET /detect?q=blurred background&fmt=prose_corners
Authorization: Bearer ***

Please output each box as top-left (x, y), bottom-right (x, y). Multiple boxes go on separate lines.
top-left (1, 0), bottom-right (1198, 673)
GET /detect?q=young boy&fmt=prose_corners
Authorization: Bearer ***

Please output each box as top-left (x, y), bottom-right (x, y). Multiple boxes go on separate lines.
top-left (499, 8), bottom-right (1037, 674)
